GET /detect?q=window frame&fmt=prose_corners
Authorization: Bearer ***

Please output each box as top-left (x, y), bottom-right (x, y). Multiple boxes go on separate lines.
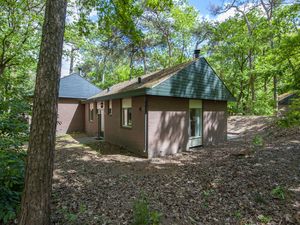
top-left (108, 100), bottom-right (112, 116)
top-left (121, 98), bottom-right (132, 128)
top-left (89, 103), bottom-right (94, 122)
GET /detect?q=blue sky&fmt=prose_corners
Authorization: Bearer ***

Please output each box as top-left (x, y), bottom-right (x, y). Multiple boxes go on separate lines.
top-left (188, 0), bottom-right (222, 16)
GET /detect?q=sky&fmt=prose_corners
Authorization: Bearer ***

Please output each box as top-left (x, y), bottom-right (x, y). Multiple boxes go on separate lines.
top-left (61, 0), bottom-right (227, 76)
top-left (189, 0), bottom-right (222, 16)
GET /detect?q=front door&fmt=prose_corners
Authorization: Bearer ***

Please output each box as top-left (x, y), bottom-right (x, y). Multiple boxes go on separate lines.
top-left (189, 100), bottom-right (202, 147)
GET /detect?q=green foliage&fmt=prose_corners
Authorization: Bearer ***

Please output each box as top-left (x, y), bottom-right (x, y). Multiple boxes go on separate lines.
top-left (0, 72), bottom-right (32, 151)
top-left (253, 192), bottom-right (267, 205)
top-left (0, 150), bottom-right (26, 224)
top-left (132, 194), bottom-right (161, 225)
top-left (277, 97), bottom-right (300, 127)
top-left (60, 206), bottom-right (78, 223)
top-left (66, 0), bottom-right (196, 88)
top-left (252, 135), bottom-right (264, 147)
top-left (233, 211), bottom-right (242, 219)
top-left (257, 214), bottom-right (272, 224)
top-left (202, 189), bottom-right (215, 197)
top-left (271, 186), bottom-right (285, 200)
top-left (206, 4), bottom-right (300, 115)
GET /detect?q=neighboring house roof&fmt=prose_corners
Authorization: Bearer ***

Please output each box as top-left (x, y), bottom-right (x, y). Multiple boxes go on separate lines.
top-left (278, 92), bottom-right (298, 105)
top-left (59, 73), bottom-right (101, 99)
top-left (88, 57), bottom-right (235, 102)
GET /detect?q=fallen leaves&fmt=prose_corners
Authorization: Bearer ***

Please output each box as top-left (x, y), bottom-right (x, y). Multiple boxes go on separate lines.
top-left (51, 117), bottom-right (300, 224)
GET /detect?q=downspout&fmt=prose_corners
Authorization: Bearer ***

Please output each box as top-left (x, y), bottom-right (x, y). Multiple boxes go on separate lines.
top-left (144, 96), bottom-right (148, 155)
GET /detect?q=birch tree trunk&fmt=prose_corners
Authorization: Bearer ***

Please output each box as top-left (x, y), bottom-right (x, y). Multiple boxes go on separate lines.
top-left (18, 0), bottom-right (67, 224)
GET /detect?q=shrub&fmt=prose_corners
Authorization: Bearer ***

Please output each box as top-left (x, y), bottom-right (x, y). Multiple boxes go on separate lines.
top-left (271, 186), bottom-right (285, 200)
top-left (132, 194), bottom-right (161, 225)
top-left (257, 214), bottom-right (272, 223)
top-left (0, 150), bottom-right (26, 224)
top-left (252, 135), bottom-right (264, 147)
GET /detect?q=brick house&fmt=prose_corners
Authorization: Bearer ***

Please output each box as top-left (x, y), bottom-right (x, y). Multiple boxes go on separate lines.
top-left (57, 73), bottom-right (101, 134)
top-left (84, 57), bottom-right (235, 158)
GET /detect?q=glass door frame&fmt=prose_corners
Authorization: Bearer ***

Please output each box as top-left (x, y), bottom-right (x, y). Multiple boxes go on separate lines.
top-left (188, 99), bottom-right (203, 148)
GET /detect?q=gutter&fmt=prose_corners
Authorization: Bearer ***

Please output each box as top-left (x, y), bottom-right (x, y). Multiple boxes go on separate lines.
top-left (144, 95), bottom-right (148, 154)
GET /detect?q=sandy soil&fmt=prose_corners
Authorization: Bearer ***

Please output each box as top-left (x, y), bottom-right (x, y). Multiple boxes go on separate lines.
top-left (51, 117), bottom-right (300, 225)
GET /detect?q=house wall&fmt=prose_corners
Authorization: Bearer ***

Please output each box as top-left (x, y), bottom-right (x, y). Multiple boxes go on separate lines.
top-left (57, 98), bottom-right (85, 134)
top-left (147, 96), bottom-right (189, 158)
top-left (104, 96), bottom-right (146, 156)
top-left (85, 102), bottom-right (98, 136)
top-left (146, 97), bottom-right (228, 157)
top-left (202, 100), bottom-right (227, 145)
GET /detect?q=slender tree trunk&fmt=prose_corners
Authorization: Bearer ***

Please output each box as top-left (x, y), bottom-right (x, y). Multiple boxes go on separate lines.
top-left (167, 38), bottom-right (172, 66)
top-left (18, 0), bottom-right (67, 224)
top-left (142, 47), bottom-right (147, 74)
top-left (0, 64), bottom-right (5, 77)
top-left (264, 77), bottom-right (267, 92)
top-left (69, 47), bottom-right (75, 74)
top-left (101, 55), bottom-right (108, 83)
top-left (273, 74), bottom-right (278, 113)
top-left (129, 49), bottom-right (135, 80)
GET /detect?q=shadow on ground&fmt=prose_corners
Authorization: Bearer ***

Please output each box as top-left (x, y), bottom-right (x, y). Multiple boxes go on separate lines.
top-left (52, 125), bottom-right (300, 225)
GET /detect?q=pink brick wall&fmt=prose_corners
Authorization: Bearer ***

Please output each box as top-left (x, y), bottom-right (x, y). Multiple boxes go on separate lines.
top-left (57, 98), bottom-right (85, 134)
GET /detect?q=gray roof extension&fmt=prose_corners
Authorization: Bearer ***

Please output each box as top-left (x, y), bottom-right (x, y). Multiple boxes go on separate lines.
top-left (88, 57), bottom-right (235, 102)
top-left (59, 73), bottom-right (101, 99)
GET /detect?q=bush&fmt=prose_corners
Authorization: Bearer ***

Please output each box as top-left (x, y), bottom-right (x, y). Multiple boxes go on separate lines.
top-left (271, 186), bottom-right (286, 200)
top-left (132, 194), bottom-right (161, 225)
top-left (252, 135), bottom-right (264, 147)
top-left (0, 150), bottom-right (26, 224)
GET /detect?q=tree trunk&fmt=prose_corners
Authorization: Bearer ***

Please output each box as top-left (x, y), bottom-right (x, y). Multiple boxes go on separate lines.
top-left (69, 47), bottom-right (75, 74)
top-left (18, 0), bottom-right (67, 224)
top-left (142, 47), bottom-right (147, 74)
top-left (273, 74), bottom-right (278, 113)
top-left (0, 64), bottom-right (5, 77)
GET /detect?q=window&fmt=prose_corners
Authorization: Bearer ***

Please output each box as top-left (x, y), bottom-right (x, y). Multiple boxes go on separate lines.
top-left (189, 100), bottom-right (202, 137)
top-left (97, 101), bottom-right (104, 115)
top-left (121, 98), bottom-right (132, 127)
top-left (89, 103), bottom-right (94, 121)
top-left (108, 100), bottom-right (112, 115)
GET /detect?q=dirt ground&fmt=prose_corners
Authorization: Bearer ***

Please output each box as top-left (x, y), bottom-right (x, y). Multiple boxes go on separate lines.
top-left (51, 116), bottom-right (300, 225)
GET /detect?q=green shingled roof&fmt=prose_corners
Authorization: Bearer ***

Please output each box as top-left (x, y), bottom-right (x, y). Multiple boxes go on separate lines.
top-left (88, 57), bottom-right (235, 102)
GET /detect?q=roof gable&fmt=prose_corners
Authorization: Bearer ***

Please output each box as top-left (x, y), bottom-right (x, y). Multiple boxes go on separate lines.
top-left (147, 58), bottom-right (235, 101)
top-left (278, 92), bottom-right (298, 105)
top-left (59, 74), bottom-right (101, 99)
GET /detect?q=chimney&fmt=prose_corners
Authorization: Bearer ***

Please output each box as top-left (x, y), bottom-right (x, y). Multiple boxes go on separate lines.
top-left (194, 49), bottom-right (200, 59)
top-left (78, 67), bottom-right (82, 76)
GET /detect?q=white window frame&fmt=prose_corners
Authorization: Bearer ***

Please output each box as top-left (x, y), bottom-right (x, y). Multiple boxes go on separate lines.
top-left (121, 98), bottom-right (132, 128)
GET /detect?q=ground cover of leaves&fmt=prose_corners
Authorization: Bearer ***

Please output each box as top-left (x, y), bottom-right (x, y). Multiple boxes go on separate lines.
top-left (51, 116), bottom-right (300, 225)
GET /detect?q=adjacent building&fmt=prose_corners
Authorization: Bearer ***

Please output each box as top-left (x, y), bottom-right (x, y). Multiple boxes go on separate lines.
top-left (57, 73), bottom-right (101, 134)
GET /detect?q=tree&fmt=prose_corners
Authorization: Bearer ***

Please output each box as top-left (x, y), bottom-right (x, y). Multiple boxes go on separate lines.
top-left (18, 0), bottom-right (67, 224)
top-left (0, 0), bottom-right (43, 77)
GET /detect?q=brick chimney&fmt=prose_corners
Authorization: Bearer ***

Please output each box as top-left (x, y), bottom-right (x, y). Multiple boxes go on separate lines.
top-left (194, 49), bottom-right (200, 59)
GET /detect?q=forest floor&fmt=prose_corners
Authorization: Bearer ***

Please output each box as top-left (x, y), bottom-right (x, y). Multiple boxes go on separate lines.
top-left (51, 116), bottom-right (300, 225)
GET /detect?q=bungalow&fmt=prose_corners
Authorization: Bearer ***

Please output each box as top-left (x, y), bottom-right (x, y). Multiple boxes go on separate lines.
top-left (84, 55), bottom-right (235, 158)
top-left (57, 73), bottom-right (101, 134)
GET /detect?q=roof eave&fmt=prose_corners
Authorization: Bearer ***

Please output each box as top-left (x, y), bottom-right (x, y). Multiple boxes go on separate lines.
top-left (84, 88), bottom-right (147, 103)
